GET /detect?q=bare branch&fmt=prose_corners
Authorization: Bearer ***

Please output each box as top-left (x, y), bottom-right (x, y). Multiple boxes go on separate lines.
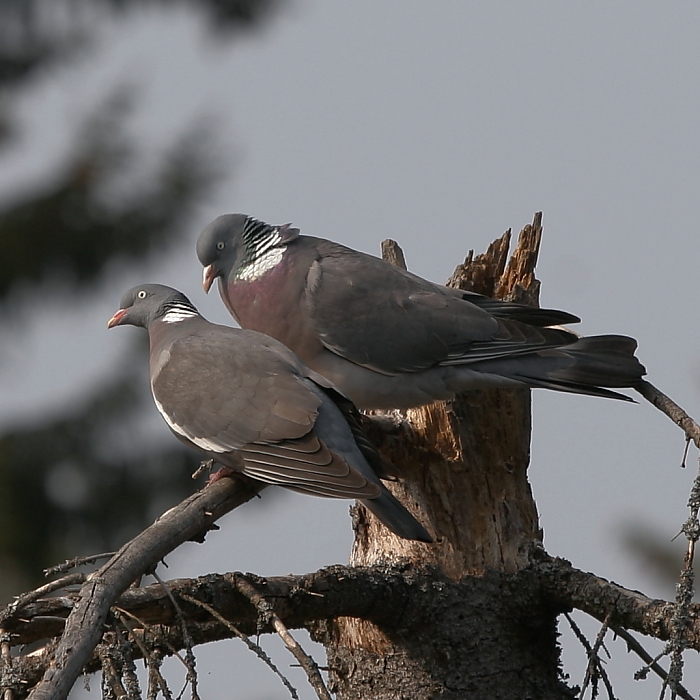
top-left (115, 604), bottom-right (191, 675)
top-left (1, 629), bottom-right (16, 700)
top-left (116, 613), bottom-right (174, 700)
top-left (534, 553), bottom-right (700, 648)
top-left (566, 611), bottom-right (615, 700)
top-left (8, 555), bottom-right (700, 697)
top-left (177, 593), bottom-right (300, 700)
top-left (612, 627), bottom-right (696, 700)
top-left (235, 576), bottom-right (331, 700)
top-left (663, 456), bottom-right (700, 696)
top-left (0, 574), bottom-right (86, 628)
top-left (25, 476), bottom-right (264, 700)
top-left (635, 381), bottom-right (700, 451)
top-left (150, 571), bottom-right (199, 700)
top-left (111, 625), bottom-right (141, 699)
top-left (44, 553), bottom-right (116, 578)
top-left (635, 379), bottom-right (700, 694)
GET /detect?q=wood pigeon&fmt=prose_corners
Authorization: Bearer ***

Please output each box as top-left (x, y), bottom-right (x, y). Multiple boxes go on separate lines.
top-left (107, 284), bottom-right (432, 542)
top-left (196, 214), bottom-right (646, 410)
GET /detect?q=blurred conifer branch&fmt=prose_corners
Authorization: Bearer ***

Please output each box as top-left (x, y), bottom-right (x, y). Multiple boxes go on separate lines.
top-left (0, 0), bottom-right (281, 598)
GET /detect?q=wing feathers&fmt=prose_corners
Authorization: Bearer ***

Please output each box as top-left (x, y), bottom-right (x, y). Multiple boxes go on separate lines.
top-left (153, 329), bottom-right (381, 500)
top-left (310, 241), bottom-right (586, 374)
top-left (236, 432), bottom-right (381, 498)
top-left (237, 441), bottom-right (381, 498)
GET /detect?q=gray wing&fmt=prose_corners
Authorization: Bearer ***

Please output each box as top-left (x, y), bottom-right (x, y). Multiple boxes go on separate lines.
top-left (152, 327), bottom-right (380, 499)
top-left (308, 240), bottom-right (577, 375)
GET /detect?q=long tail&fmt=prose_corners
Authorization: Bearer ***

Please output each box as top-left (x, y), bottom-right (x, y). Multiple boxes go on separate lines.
top-left (360, 486), bottom-right (433, 542)
top-left (474, 334), bottom-right (646, 401)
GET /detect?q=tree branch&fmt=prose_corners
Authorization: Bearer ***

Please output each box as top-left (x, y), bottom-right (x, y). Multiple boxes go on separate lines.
top-left (25, 476), bottom-right (263, 700)
top-left (535, 553), bottom-right (700, 647)
top-left (8, 555), bottom-right (700, 695)
top-left (177, 592), bottom-right (301, 699)
top-left (235, 576), bottom-right (331, 700)
top-left (635, 380), bottom-right (700, 450)
top-left (611, 626), bottom-right (696, 700)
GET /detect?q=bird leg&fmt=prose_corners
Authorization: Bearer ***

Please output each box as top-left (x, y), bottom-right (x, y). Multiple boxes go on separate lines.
top-left (206, 465), bottom-right (237, 486)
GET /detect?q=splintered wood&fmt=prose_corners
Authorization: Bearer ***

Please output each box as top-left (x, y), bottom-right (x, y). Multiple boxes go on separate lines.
top-left (349, 214), bottom-right (544, 579)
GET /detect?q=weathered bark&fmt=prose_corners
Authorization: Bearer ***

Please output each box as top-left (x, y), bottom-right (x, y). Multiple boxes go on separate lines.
top-left (7, 554), bottom-right (700, 692)
top-left (9, 558), bottom-right (696, 651)
top-left (319, 213), bottom-right (572, 699)
top-left (23, 476), bottom-right (264, 700)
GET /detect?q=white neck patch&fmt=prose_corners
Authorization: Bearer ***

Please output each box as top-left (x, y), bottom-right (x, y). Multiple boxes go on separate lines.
top-left (237, 245), bottom-right (287, 282)
top-left (161, 306), bottom-right (199, 324)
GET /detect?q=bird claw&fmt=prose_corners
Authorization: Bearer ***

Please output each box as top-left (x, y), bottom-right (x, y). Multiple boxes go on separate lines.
top-left (206, 466), bottom-right (236, 486)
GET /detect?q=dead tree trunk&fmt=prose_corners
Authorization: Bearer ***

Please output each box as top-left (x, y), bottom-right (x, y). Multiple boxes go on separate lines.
top-left (316, 213), bottom-right (575, 699)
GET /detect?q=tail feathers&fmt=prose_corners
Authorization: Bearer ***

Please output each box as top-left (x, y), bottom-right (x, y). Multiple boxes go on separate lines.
top-left (548, 335), bottom-right (645, 394)
top-left (556, 335), bottom-right (645, 385)
top-left (360, 487), bottom-right (433, 542)
top-left (516, 377), bottom-right (636, 401)
top-left (477, 334), bottom-right (646, 401)
top-left (462, 292), bottom-right (581, 327)
top-left (316, 384), bottom-right (399, 479)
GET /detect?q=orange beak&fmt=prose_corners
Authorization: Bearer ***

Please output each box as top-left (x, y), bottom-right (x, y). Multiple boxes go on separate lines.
top-left (107, 308), bottom-right (127, 328)
top-left (202, 264), bottom-right (217, 293)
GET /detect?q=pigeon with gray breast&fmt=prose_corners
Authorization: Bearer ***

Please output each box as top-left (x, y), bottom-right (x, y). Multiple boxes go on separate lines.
top-left (196, 214), bottom-right (646, 409)
top-left (107, 283), bottom-right (431, 542)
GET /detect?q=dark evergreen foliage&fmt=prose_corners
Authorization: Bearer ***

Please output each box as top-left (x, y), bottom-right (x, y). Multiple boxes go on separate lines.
top-left (0, 0), bottom-right (280, 597)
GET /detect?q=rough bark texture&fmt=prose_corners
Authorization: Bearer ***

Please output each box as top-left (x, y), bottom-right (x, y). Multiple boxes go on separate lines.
top-left (319, 213), bottom-right (571, 699)
top-left (7, 555), bottom-right (700, 692)
top-left (24, 476), bottom-right (264, 700)
top-left (317, 568), bottom-right (569, 700)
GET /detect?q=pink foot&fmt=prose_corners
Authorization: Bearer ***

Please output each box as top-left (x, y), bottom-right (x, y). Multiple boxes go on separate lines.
top-left (206, 466), bottom-right (236, 486)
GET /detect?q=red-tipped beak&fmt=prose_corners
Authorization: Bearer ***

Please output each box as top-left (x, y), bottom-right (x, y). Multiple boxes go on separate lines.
top-left (202, 264), bottom-right (217, 293)
top-left (107, 308), bottom-right (127, 328)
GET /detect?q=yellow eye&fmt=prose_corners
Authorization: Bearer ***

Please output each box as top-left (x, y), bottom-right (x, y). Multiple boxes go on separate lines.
top-left (216, 241), bottom-right (225, 251)
top-left (137, 290), bottom-right (147, 299)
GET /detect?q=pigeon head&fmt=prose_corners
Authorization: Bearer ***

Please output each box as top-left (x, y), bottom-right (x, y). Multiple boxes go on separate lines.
top-left (107, 284), bottom-right (198, 329)
top-left (197, 213), bottom-right (300, 292)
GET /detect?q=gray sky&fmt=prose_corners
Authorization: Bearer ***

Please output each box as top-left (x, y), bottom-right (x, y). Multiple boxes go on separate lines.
top-left (2, 2), bottom-right (700, 697)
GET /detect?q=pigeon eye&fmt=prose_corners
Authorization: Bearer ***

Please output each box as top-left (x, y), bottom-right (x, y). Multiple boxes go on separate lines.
top-left (216, 241), bottom-right (225, 251)
top-left (137, 290), bottom-right (147, 299)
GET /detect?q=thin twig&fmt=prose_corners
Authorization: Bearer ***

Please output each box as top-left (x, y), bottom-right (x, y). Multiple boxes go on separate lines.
top-left (612, 626), bottom-right (696, 700)
top-left (663, 457), bottom-right (700, 698)
top-left (44, 553), bottom-right (117, 578)
top-left (112, 625), bottom-right (142, 700)
top-left (178, 593), bottom-right (299, 700)
top-left (634, 381), bottom-right (700, 699)
top-left (564, 613), bottom-right (616, 700)
top-left (113, 607), bottom-right (189, 674)
top-left (150, 571), bottom-right (200, 700)
top-left (116, 614), bottom-right (173, 700)
top-left (0, 573), bottom-right (86, 626)
top-left (1, 629), bottom-right (15, 700)
top-left (635, 381), bottom-right (700, 450)
top-left (146, 648), bottom-right (167, 700)
top-left (681, 438), bottom-right (691, 469)
top-left (190, 460), bottom-right (214, 481)
top-left (580, 612), bottom-right (614, 699)
top-left (98, 643), bottom-right (129, 700)
top-left (236, 576), bottom-right (332, 700)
